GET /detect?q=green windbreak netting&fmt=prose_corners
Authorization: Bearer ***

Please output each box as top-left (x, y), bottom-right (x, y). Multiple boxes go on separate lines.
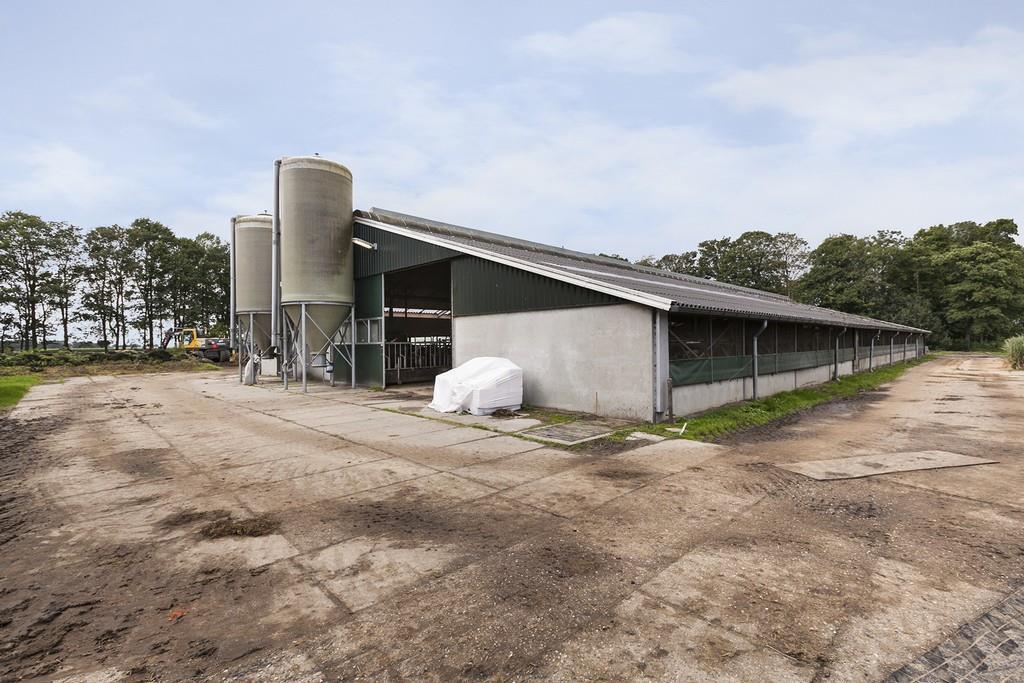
top-left (670, 350), bottom-right (839, 386)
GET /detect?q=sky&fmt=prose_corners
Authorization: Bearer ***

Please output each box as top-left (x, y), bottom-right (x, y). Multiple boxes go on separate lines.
top-left (2, 1), bottom-right (1023, 259)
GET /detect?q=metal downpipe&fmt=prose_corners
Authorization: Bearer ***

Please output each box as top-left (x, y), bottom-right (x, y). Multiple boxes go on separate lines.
top-left (271, 159), bottom-right (282, 366)
top-left (834, 327), bottom-right (847, 380)
top-left (230, 216), bottom-right (238, 382)
top-left (751, 319), bottom-right (768, 400)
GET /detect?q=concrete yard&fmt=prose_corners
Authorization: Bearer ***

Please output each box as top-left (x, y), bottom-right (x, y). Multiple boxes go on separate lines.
top-left (2, 354), bottom-right (1023, 681)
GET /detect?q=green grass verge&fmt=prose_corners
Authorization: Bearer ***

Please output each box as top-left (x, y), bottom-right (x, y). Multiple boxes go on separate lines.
top-left (621, 354), bottom-right (936, 443)
top-left (0, 375), bottom-right (40, 410)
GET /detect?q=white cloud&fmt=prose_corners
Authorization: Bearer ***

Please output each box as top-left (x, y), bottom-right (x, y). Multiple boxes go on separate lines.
top-left (168, 169), bottom-right (272, 240)
top-left (0, 142), bottom-right (130, 210)
top-left (315, 40), bottom-right (1019, 259)
top-left (77, 75), bottom-right (221, 129)
top-left (708, 27), bottom-right (1024, 143)
top-left (320, 43), bottom-right (1024, 258)
top-left (513, 12), bottom-right (695, 74)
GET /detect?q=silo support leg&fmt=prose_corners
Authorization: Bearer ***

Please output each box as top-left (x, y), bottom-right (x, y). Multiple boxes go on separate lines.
top-left (301, 303), bottom-right (308, 393)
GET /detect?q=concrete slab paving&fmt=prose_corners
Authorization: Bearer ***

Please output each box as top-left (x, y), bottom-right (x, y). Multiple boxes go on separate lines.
top-left (608, 437), bottom-right (726, 474)
top-left (451, 447), bottom-right (582, 489)
top-left (779, 450), bottom-right (997, 480)
top-left (244, 457), bottom-right (437, 513)
top-left (391, 424), bottom-right (496, 449)
top-left (208, 448), bottom-right (390, 488)
top-left (277, 472), bottom-right (500, 553)
top-left (5, 355), bottom-right (1024, 681)
top-left (301, 536), bottom-right (460, 611)
top-left (538, 591), bottom-right (815, 682)
top-left (500, 459), bottom-right (665, 517)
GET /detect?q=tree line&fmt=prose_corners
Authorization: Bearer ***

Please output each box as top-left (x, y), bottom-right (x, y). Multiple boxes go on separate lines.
top-left (3, 209), bottom-right (1021, 351)
top-left (0, 211), bottom-right (229, 351)
top-left (629, 219), bottom-right (1024, 348)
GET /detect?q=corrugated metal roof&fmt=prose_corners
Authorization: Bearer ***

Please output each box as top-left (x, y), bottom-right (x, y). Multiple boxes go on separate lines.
top-left (353, 208), bottom-right (929, 333)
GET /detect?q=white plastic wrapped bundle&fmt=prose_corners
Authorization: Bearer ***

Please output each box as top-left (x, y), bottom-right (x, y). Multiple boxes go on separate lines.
top-left (428, 357), bottom-right (523, 416)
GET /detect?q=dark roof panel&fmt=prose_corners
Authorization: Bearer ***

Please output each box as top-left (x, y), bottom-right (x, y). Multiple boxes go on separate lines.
top-left (354, 208), bottom-right (928, 333)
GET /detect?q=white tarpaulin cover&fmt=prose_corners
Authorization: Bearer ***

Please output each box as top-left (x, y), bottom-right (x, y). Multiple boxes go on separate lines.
top-left (428, 357), bottom-right (523, 415)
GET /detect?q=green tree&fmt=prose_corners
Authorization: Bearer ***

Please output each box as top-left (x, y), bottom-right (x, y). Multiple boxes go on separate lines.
top-left (127, 218), bottom-right (176, 347)
top-left (797, 234), bottom-right (879, 315)
top-left (43, 222), bottom-right (83, 348)
top-left (0, 211), bottom-right (57, 349)
top-left (636, 251), bottom-right (698, 274)
top-left (81, 225), bottom-right (134, 349)
top-left (166, 232), bottom-right (230, 335)
top-left (936, 242), bottom-right (1024, 348)
top-left (80, 228), bottom-right (115, 347)
top-left (194, 232), bottom-right (230, 334)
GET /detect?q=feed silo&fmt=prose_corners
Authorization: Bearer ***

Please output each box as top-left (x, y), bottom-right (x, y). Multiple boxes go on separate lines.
top-left (277, 156), bottom-right (354, 390)
top-left (232, 214), bottom-right (274, 353)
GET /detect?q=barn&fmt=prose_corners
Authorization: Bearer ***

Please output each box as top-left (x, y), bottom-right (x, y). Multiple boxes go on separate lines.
top-left (340, 208), bottom-right (927, 422)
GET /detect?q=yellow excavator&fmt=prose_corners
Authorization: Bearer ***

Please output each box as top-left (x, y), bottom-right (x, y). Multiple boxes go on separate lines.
top-left (160, 327), bottom-right (231, 362)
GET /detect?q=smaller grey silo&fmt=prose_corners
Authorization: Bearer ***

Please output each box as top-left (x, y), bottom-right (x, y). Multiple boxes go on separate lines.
top-left (233, 214), bottom-right (274, 353)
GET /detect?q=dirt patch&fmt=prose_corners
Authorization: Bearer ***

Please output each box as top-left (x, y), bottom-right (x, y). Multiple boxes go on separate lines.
top-left (106, 447), bottom-right (174, 478)
top-left (316, 531), bottom-right (636, 681)
top-left (158, 509), bottom-right (232, 529)
top-left (591, 465), bottom-right (655, 481)
top-left (805, 498), bottom-right (884, 519)
top-left (199, 514), bottom-right (280, 538)
top-left (569, 437), bottom-right (646, 456)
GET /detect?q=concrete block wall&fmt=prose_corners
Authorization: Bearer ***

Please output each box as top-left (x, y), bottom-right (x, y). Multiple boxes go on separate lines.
top-left (673, 359), bottom-right (864, 417)
top-left (453, 303), bottom-right (655, 421)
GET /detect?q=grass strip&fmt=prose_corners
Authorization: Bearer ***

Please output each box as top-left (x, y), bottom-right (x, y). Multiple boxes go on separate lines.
top-left (614, 354), bottom-right (936, 444)
top-left (0, 375), bottom-right (41, 410)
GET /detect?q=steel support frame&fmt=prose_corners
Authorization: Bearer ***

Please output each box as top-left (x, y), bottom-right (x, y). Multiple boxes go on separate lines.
top-left (236, 312), bottom-right (264, 384)
top-left (280, 303), bottom-right (355, 393)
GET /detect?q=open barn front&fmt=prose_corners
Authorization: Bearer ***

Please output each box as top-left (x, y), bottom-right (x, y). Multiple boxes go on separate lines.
top-left (383, 260), bottom-right (452, 385)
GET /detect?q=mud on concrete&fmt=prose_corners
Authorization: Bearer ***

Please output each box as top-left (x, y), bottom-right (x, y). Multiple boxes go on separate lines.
top-left (2, 356), bottom-right (1023, 681)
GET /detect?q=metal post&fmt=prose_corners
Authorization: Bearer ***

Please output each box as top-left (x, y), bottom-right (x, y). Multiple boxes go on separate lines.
top-left (350, 310), bottom-right (356, 388)
top-left (329, 335), bottom-right (336, 388)
top-left (852, 329), bottom-right (858, 373)
top-left (889, 333), bottom-right (894, 366)
top-left (752, 319), bottom-right (768, 400)
top-left (249, 313), bottom-right (255, 382)
top-left (283, 316), bottom-right (289, 390)
top-left (869, 331), bottom-right (877, 371)
top-left (271, 159), bottom-right (282, 363)
top-left (301, 303), bottom-right (308, 393)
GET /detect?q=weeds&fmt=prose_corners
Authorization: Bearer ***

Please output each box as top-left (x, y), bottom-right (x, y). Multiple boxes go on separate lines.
top-left (1005, 336), bottom-right (1024, 370)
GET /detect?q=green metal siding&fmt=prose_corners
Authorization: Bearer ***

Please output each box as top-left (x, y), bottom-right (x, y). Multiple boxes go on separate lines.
top-left (354, 274), bottom-right (383, 386)
top-left (355, 274), bottom-right (383, 319)
top-left (354, 223), bottom-right (459, 277)
top-left (355, 344), bottom-right (384, 387)
top-left (452, 256), bottom-right (620, 316)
